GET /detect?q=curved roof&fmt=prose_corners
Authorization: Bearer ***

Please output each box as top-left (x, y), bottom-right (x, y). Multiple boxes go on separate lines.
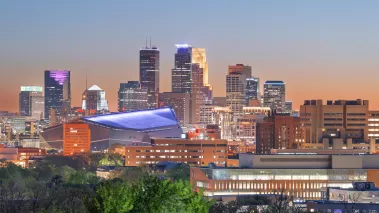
top-left (82, 108), bottom-right (179, 131)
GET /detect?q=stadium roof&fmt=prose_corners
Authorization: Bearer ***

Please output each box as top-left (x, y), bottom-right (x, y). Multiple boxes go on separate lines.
top-left (81, 108), bottom-right (180, 131)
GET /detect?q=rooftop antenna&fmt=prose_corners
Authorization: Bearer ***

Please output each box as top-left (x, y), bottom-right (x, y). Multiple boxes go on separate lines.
top-left (145, 36), bottom-right (148, 49)
top-left (150, 36), bottom-right (152, 48)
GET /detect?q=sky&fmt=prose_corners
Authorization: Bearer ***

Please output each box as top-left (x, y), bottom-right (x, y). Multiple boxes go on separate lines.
top-left (1, 0), bottom-right (379, 112)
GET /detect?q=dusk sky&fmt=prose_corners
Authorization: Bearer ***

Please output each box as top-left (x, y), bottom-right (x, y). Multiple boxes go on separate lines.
top-left (2, 0), bottom-right (379, 112)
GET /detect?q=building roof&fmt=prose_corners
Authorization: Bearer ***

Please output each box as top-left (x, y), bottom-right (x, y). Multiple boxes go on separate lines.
top-left (88, 85), bottom-right (103, 91)
top-left (82, 108), bottom-right (179, 131)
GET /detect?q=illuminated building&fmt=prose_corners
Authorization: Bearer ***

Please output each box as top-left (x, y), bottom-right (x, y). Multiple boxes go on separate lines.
top-left (300, 99), bottom-right (369, 145)
top-left (10, 117), bottom-right (26, 133)
top-left (172, 44), bottom-right (193, 93)
top-left (125, 138), bottom-right (227, 167)
top-left (212, 107), bottom-right (234, 140)
top-left (256, 114), bottom-right (303, 154)
top-left (140, 45), bottom-right (159, 109)
top-left (0, 144), bottom-right (46, 167)
top-left (227, 140), bottom-right (256, 156)
top-left (321, 182), bottom-right (379, 203)
top-left (200, 105), bottom-right (219, 125)
top-left (235, 107), bottom-right (270, 143)
top-left (44, 70), bottom-right (71, 121)
top-left (41, 108), bottom-right (183, 151)
top-left (245, 77), bottom-right (260, 105)
top-left (263, 81), bottom-right (285, 113)
top-left (159, 92), bottom-right (190, 125)
top-left (191, 154), bottom-right (379, 199)
top-left (19, 86), bottom-right (44, 120)
top-left (81, 85), bottom-right (109, 112)
top-left (285, 101), bottom-right (292, 115)
top-left (118, 81), bottom-right (148, 112)
top-left (226, 71), bottom-right (246, 115)
top-left (63, 121), bottom-right (91, 156)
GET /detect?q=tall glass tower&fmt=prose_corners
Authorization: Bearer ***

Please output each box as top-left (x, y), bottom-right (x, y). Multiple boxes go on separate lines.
top-left (171, 44), bottom-right (193, 93)
top-left (140, 46), bottom-right (159, 109)
top-left (263, 80), bottom-right (285, 113)
top-left (44, 70), bottom-right (71, 121)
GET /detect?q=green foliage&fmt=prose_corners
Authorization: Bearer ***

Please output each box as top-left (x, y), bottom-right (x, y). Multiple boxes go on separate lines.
top-left (86, 181), bottom-right (134, 213)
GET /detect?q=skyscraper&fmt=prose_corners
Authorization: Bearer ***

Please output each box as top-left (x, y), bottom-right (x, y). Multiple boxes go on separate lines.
top-left (44, 70), bottom-right (71, 121)
top-left (228, 64), bottom-right (252, 78)
top-left (263, 81), bottom-right (285, 113)
top-left (246, 77), bottom-right (260, 105)
top-left (171, 44), bottom-right (212, 124)
top-left (226, 70), bottom-right (246, 115)
top-left (81, 85), bottom-right (109, 112)
top-left (19, 86), bottom-right (44, 120)
top-left (159, 92), bottom-right (191, 125)
top-left (140, 45), bottom-right (159, 109)
top-left (118, 81), bottom-right (148, 112)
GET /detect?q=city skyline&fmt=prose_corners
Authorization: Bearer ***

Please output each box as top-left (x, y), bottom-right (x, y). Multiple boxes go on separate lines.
top-left (3, 1), bottom-right (379, 112)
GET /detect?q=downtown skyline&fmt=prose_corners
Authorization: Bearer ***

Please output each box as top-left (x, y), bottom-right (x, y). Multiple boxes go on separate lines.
top-left (2, 0), bottom-right (379, 112)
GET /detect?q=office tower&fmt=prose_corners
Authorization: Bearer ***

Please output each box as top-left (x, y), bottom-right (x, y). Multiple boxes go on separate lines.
top-left (263, 81), bottom-right (285, 113)
top-left (159, 92), bottom-right (190, 125)
top-left (172, 44), bottom-right (193, 93)
top-left (81, 85), bottom-right (109, 112)
top-left (192, 48), bottom-right (209, 86)
top-left (140, 45), bottom-right (159, 109)
top-left (118, 81), bottom-right (148, 112)
top-left (235, 107), bottom-right (271, 143)
top-left (44, 70), bottom-right (71, 121)
top-left (245, 77), bottom-right (260, 105)
top-left (200, 104), bottom-right (219, 125)
top-left (300, 99), bottom-right (369, 145)
top-left (226, 71), bottom-right (246, 115)
top-left (256, 115), bottom-right (302, 154)
top-left (228, 64), bottom-right (252, 77)
top-left (19, 86), bottom-right (44, 120)
top-left (285, 101), bottom-right (293, 115)
top-left (212, 107), bottom-right (234, 140)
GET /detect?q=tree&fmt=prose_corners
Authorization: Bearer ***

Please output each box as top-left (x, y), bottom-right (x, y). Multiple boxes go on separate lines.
top-left (86, 181), bottom-right (134, 213)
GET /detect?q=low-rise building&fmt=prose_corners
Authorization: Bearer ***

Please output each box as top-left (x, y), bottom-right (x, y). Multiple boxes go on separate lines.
top-left (125, 138), bottom-right (228, 167)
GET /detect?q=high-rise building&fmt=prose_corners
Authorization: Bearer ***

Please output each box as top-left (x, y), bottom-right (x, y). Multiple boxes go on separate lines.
top-left (263, 81), bottom-right (285, 113)
top-left (118, 81), bottom-right (148, 112)
top-left (212, 107), bottom-right (234, 140)
top-left (285, 101), bottom-right (293, 115)
top-left (300, 99), bottom-right (369, 145)
top-left (172, 44), bottom-right (193, 93)
top-left (245, 77), bottom-right (260, 105)
top-left (228, 64), bottom-right (252, 77)
top-left (256, 115), bottom-right (303, 154)
top-left (171, 44), bottom-right (212, 124)
top-left (213, 97), bottom-right (227, 107)
top-left (235, 107), bottom-right (270, 143)
top-left (159, 92), bottom-right (190, 125)
top-left (81, 85), bottom-right (109, 112)
top-left (44, 70), bottom-right (71, 121)
top-left (19, 86), bottom-right (44, 120)
top-left (200, 104), bottom-right (219, 125)
top-left (140, 46), bottom-right (159, 109)
top-left (226, 71), bottom-right (246, 115)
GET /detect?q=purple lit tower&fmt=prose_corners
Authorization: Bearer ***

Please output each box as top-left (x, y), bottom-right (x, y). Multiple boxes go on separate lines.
top-left (44, 70), bottom-right (71, 121)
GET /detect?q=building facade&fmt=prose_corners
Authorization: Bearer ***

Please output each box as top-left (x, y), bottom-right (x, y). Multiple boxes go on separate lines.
top-left (125, 138), bottom-right (227, 167)
top-left (172, 44), bottom-right (193, 93)
top-left (159, 92), bottom-right (191, 125)
top-left (256, 115), bottom-right (303, 154)
top-left (191, 154), bottom-right (379, 199)
top-left (44, 70), bottom-right (71, 121)
top-left (63, 121), bottom-right (91, 156)
top-left (263, 81), bottom-right (285, 113)
top-left (81, 85), bottom-right (109, 112)
top-left (140, 46), bottom-right (159, 109)
top-left (245, 77), bottom-right (260, 105)
top-left (19, 86), bottom-right (44, 120)
top-left (118, 81), bottom-right (148, 112)
top-left (300, 99), bottom-right (369, 145)
top-left (226, 72), bottom-right (246, 115)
